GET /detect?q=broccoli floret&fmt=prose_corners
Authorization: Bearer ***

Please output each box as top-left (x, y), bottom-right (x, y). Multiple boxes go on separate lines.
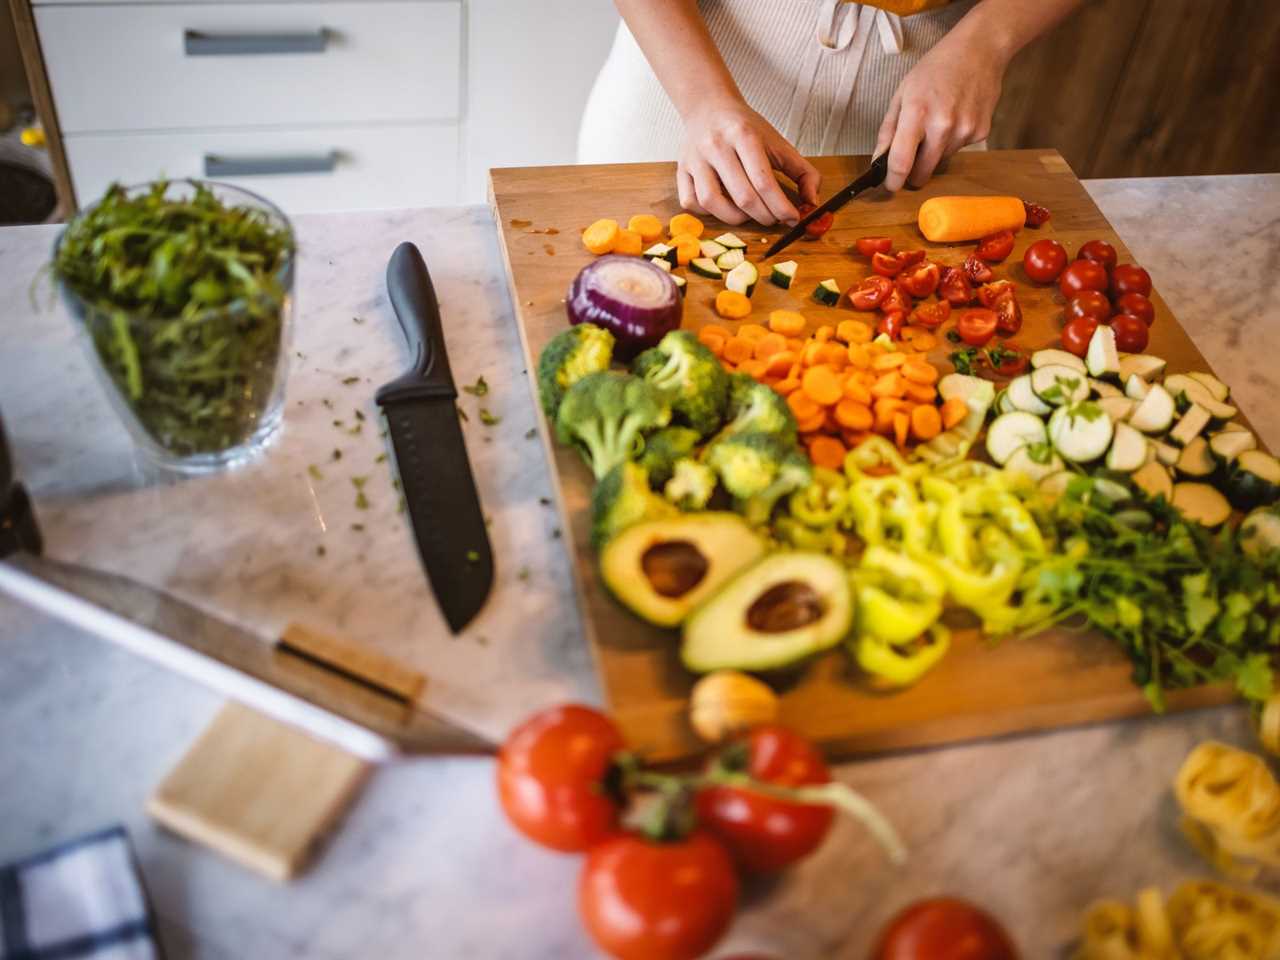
top-left (537, 324), bottom-right (615, 418)
top-left (637, 426), bottom-right (701, 487)
top-left (555, 371), bottom-right (671, 481)
top-left (591, 461), bottom-right (678, 547)
top-left (631, 330), bottom-right (729, 437)
top-left (664, 458), bottom-right (716, 511)
top-left (705, 431), bottom-right (812, 526)
top-left (721, 372), bottom-right (797, 441)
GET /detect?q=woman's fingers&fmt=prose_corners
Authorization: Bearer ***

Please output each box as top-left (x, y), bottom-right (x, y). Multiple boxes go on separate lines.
top-left (708, 142), bottom-right (776, 225)
top-left (677, 164), bottom-right (706, 215)
top-left (736, 137), bottom-right (801, 225)
top-left (884, 103), bottom-right (925, 193)
top-left (907, 120), bottom-right (952, 188)
top-left (874, 95), bottom-right (901, 160)
top-left (688, 156), bottom-right (748, 225)
top-left (769, 139), bottom-right (822, 210)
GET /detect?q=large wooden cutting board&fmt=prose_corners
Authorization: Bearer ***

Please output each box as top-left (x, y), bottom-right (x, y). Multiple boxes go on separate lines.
top-left (489, 149), bottom-right (1236, 763)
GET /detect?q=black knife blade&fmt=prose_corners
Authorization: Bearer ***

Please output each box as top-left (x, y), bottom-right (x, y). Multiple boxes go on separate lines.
top-left (764, 153), bottom-right (889, 260)
top-left (376, 242), bottom-right (493, 633)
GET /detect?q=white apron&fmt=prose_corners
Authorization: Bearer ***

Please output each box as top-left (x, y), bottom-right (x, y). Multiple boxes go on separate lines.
top-left (578, 0), bottom-right (976, 163)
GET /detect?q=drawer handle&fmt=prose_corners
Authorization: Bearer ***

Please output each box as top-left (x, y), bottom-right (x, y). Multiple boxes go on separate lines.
top-left (204, 152), bottom-right (337, 177)
top-left (184, 29), bottom-right (328, 56)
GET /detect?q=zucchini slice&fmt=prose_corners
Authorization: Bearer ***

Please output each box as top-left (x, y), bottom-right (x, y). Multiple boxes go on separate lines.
top-left (1117, 353), bottom-right (1167, 383)
top-left (1106, 422), bottom-right (1148, 473)
top-left (1228, 450), bottom-right (1280, 509)
top-left (1048, 402), bottom-right (1114, 463)
top-left (1008, 374), bottom-right (1053, 415)
top-left (769, 260), bottom-right (798, 290)
top-left (1209, 428), bottom-right (1257, 465)
top-left (725, 261), bottom-right (759, 297)
top-left (1005, 443), bottom-right (1063, 483)
top-left (938, 373), bottom-right (991, 403)
top-left (1151, 440), bottom-right (1180, 467)
top-left (1132, 461), bottom-right (1174, 502)
top-left (1169, 404), bottom-right (1212, 447)
top-left (812, 278), bottom-right (841, 306)
top-left (650, 256), bottom-right (672, 272)
top-left (1172, 482), bottom-right (1233, 527)
top-left (1165, 375), bottom-right (1239, 422)
top-left (1030, 365), bottom-right (1090, 407)
top-left (995, 389), bottom-right (1016, 415)
top-left (689, 257), bottom-right (722, 279)
top-left (986, 411), bottom-right (1048, 466)
top-left (714, 232), bottom-right (747, 250)
top-left (644, 243), bottom-right (678, 267)
top-left (1188, 371), bottom-right (1230, 402)
top-left (1240, 507), bottom-right (1280, 559)
top-left (1098, 396), bottom-right (1136, 423)
top-left (1085, 324), bottom-right (1120, 379)
top-left (1090, 378), bottom-right (1123, 399)
top-left (699, 239), bottom-right (729, 260)
top-left (1129, 383), bottom-right (1175, 435)
top-left (1124, 374), bottom-right (1150, 401)
top-left (1175, 436), bottom-right (1215, 477)
top-left (670, 274), bottom-right (687, 297)
top-left (716, 248), bottom-right (746, 271)
top-left (1031, 349), bottom-right (1087, 373)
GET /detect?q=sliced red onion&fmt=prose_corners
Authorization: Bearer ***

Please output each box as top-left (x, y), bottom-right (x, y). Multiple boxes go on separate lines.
top-left (566, 255), bottom-right (683, 359)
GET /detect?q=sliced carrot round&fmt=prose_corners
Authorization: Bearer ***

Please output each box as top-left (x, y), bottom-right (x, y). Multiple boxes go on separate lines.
top-left (753, 332), bottom-right (788, 359)
top-left (722, 335), bottom-right (754, 365)
top-left (795, 411), bottom-right (827, 435)
top-left (818, 343), bottom-right (848, 369)
top-left (801, 365), bottom-right (843, 407)
top-left (814, 325), bottom-right (834, 343)
top-left (786, 390), bottom-right (822, 422)
top-left (669, 232), bottom-right (701, 265)
top-left (807, 436), bottom-right (847, 471)
top-left (612, 228), bottom-right (643, 256)
top-left (872, 351), bottom-right (907, 371)
top-left (627, 214), bottom-right (663, 244)
top-left (901, 360), bottom-right (939, 385)
top-left (772, 377), bottom-right (801, 396)
top-left (910, 403), bottom-right (942, 441)
top-left (940, 396), bottom-right (970, 429)
top-left (582, 218), bottom-right (619, 255)
top-left (842, 375), bottom-right (872, 405)
top-left (738, 358), bottom-right (768, 379)
top-left (834, 399), bottom-right (874, 432)
top-left (904, 381), bottom-right (937, 404)
top-left (715, 290), bottom-right (752, 319)
top-left (737, 323), bottom-right (770, 342)
top-left (764, 350), bottom-right (798, 377)
top-left (768, 310), bottom-right (806, 337)
top-left (668, 213), bottom-right (705, 239)
top-left (846, 344), bottom-right (872, 370)
top-left (700, 332), bottom-right (727, 357)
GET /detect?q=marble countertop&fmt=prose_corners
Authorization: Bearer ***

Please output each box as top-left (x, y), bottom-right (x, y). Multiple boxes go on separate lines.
top-left (2, 174), bottom-right (1279, 958)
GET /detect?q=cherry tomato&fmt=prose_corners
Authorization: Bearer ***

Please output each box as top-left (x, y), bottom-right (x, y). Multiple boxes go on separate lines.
top-left (848, 275), bottom-right (894, 311)
top-left (900, 261), bottom-right (940, 298)
top-left (696, 726), bottom-right (835, 873)
top-left (956, 309), bottom-right (997, 347)
top-left (1063, 290), bottom-right (1112, 326)
top-left (938, 266), bottom-right (974, 306)
top-left (1110, 312), bottom-right (1150, 353)
top-left (962, 254), bottom-right (994, 284)
top-left (881, 283), bottom-right (912, 316)
top-left (1022, 200), bottom-right (1051, 227)
top-left (1021, 238), bottom-right (1068, 284)
top-left (878, 310), bottom-right (907, 341)
top-left (1111, 263), bottom-right (1152, 300)
top-left (796, 202), bottom-right (834, 239)
top-left (989, 343), bottom-right (1029, 378)
top-left (910, 299), bottom-right (951, 330)
top-left (1060, 316), bottom-right (1099, 358)
top-left (497, 704), bottom-right (624, 852)
top-left (1077, 239), bottom-right (1117, 273)
top-left (855, 236), bottom-right (893, 257)
top-left (977, 280), bottom-right (1015, 309)
top-left (993, 291), bottom-right (1022, 337)
top-left (873, 898), bottom-right (1018, 960)
top-left (1058, 259), bottom-right (1109, 300)
top-left (974, 230), bottom-right (1015, 263)
top-left (1115, 291), bottom-right (1155, 326)
top-left (872, 251), bottom-right (904, 277)
top-left (895, 249), bottom-right (927, 269)
top-left (580, 830), bottom-right (739, 960)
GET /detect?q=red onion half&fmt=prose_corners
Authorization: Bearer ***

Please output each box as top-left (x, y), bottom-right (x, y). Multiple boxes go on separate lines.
top-left (566, 255), bottom-right (683, 360)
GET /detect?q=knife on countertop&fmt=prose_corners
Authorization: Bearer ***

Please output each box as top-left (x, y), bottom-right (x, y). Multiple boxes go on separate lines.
top-left (764, 153), bottom-right (890, 260)
top-left (376, 242), bottom-right (494, 634)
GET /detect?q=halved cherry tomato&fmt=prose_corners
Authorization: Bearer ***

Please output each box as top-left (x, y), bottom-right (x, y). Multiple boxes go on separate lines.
top-left (910, 299), bottom-right (951, 330)
top-left (580, 830), bottom-right (739, 960)
top-left (848, 275), bottom-right (894, 311)
top-left (696, 726), bottom-right (835, 874)
top-left (1078, 238), bottom-right (1117, 273)
top-left (1022, 238), bottom-right (1068, 284)
top-left (878, 310), bottom-right (907, 341)
top-left (938, 266), bottom-right (974, 306)
top-left (855, 236), bottom-right (893, 257)
top-left (1058, 259), bottom-right (1109, 300)
top-left (497, 704), bottom-right (623, 852)
top-left (1115, 291), bottom-right (1155, 326)
top-left (1061, 316), bottom-right (1099, 358)
top-left (962, 254), bottom-right (994, 284)
top-left (989, 343), bottom-right (1028, 378)
top-left (977, 280), bottom-right (1015, 309)
top-left (871, 251), bottom-right (904, 277)
top-left (974, 230), bottom-right (1015, 263)
top-left (797, 202), bottom-right (834, 239)
top-left (956, 309), bottom-right (997, 347)
top-left (895, 249), bottom-right (927, 269)
top-left (873, 898), bottom-right (1018, 960)
top-left (881, 283), bottom-right (912, 316)
top-left (1110, 312), bottom-right (1150, 352)
top-left (899, 261), bottom-right (940, 298)
top-left (1111, 263), bottom-right (1152, 300)
top-left (1023, 200), bottom-right (1051, 227)
top-left (993, 290), bottom-right (1022, 336)
top-left (1064, 290), bottom-right (1112, 326)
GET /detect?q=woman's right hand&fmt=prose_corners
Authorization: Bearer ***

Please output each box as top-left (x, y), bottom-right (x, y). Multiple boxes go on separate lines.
top-left (678, 96), bottom-right (821, 226)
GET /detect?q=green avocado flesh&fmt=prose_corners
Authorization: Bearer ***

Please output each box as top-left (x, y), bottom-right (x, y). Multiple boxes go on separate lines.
top-left (681, 552), bottom-right (854, 673)
top-left (599, 513), bottom-right (765, 628)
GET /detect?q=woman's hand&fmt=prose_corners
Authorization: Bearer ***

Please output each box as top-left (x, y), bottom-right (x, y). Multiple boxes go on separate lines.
top-left (678, 96), bottom-right (822, 226)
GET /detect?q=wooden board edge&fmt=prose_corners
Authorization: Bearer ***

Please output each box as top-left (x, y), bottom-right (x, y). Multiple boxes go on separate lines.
top-left (8, 0), bottom-right (76, 216)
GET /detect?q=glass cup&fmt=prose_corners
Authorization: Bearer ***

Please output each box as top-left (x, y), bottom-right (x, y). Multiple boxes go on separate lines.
top-left (55, 180), bottom-right (294, 474)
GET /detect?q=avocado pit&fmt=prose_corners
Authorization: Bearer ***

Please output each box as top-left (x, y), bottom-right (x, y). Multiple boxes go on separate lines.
top-left (641, 540), bottom-right (709, 598)
top-left (746, 581), bottom-right (826, 633)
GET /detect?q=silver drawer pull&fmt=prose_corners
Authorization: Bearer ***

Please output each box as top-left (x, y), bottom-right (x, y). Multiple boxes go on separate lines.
top-left (204, 152), bottom-right (337, 177)
top-left (184, 29), bottom-right (328, 56)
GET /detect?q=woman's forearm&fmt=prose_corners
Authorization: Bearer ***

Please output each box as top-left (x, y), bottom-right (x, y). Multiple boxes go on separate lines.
top-left (948, 0), bottom-right (1085, 68)
top-left (613, 0), bottom-right (742, 117)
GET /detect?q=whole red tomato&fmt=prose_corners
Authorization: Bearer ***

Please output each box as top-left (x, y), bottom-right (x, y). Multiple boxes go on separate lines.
top-left (873, 898), bottom-right (1018, 960)
top-left (696, 726), bottom-right (835, 873)
top-left (1058, 259), bottom-right (1109, 300)
top-left (895, 249), bottom-right (927, 269)
top-left (579, 831), bottom-right (739, 960)
top-left (497, 704), bottom-right (624, 852)
top-left (872, 251), bottom-right (904, 277)
top-left (1077, 239), bottom-right (1117, 273)
top-left (900, 261), bottom-right (941, 298)
top-left (797, 203), bottom-right (834, 239)
top-left (1110, 313), bottom-right (1150, 352)
top-left (1115, 291), bottom-right (1155, 326)
top-left (956, 309), bottom-right (997, 347)
top-left (938, 266), bottom-right (974, 306)
top-left (878, 310), bottom-right (907, 340)
top-left (1021, 239), bottom-right (1067, 284)
top-left (974, 230), bottom-right (1015, 263)
top-left (911, 299), bottom-right (951, 330)
top-left (992, 291), bottom-right (1022, 336)
top-left (962, 254), bottom-right (994, 284)
top-left (1060, 316), bottom-right (1099, 358)
top-left (1111, 263), bottom-right (1152, 300)
top-left (849, 275), bottom-right (894, 311)
top-left (1063, 290), bottom-right (1112, 326)
top-left (881, 283), bottom-right (912, 316)
top-left (855, 236), bottom-right (893, 257)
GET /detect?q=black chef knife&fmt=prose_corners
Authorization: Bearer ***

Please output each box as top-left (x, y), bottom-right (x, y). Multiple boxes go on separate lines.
top-left (763, 153), bottom-right (890, 260)
top-left (376, 242), bottom-right (493, 633)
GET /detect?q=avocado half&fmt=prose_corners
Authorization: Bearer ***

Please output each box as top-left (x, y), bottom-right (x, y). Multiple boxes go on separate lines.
top-left (681, 552), bottom-right (854, 673)
top-left (599, 513), bottom-right (766, 628)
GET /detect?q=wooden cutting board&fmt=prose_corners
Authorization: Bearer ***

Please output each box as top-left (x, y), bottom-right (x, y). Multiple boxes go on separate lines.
top-left (489, 149), bottom-right (1237, 763)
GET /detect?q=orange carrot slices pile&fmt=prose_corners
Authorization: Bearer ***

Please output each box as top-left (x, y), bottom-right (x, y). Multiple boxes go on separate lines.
top-left (697, 312), bottom-right (965, 468)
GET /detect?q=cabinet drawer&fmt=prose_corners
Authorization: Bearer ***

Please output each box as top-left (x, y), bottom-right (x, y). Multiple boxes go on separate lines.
top-left (64, 124), bottom-right (459, 214)
top-left (37, 2), bottom-right (460, 134)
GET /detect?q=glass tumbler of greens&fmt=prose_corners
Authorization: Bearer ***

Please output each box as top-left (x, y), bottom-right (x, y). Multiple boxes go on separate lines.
top-left (53, 180), bottom-right (295, 473)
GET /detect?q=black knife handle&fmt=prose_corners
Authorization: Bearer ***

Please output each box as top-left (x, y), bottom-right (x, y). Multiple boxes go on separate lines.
top-left (379, 242), bottom-right (456, 403)
top-left (0, 415), bottom-right (42, 558)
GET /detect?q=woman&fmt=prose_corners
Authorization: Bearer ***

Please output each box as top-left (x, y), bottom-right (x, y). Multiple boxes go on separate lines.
top-left (579, 0), bottom-right (1082, 225)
